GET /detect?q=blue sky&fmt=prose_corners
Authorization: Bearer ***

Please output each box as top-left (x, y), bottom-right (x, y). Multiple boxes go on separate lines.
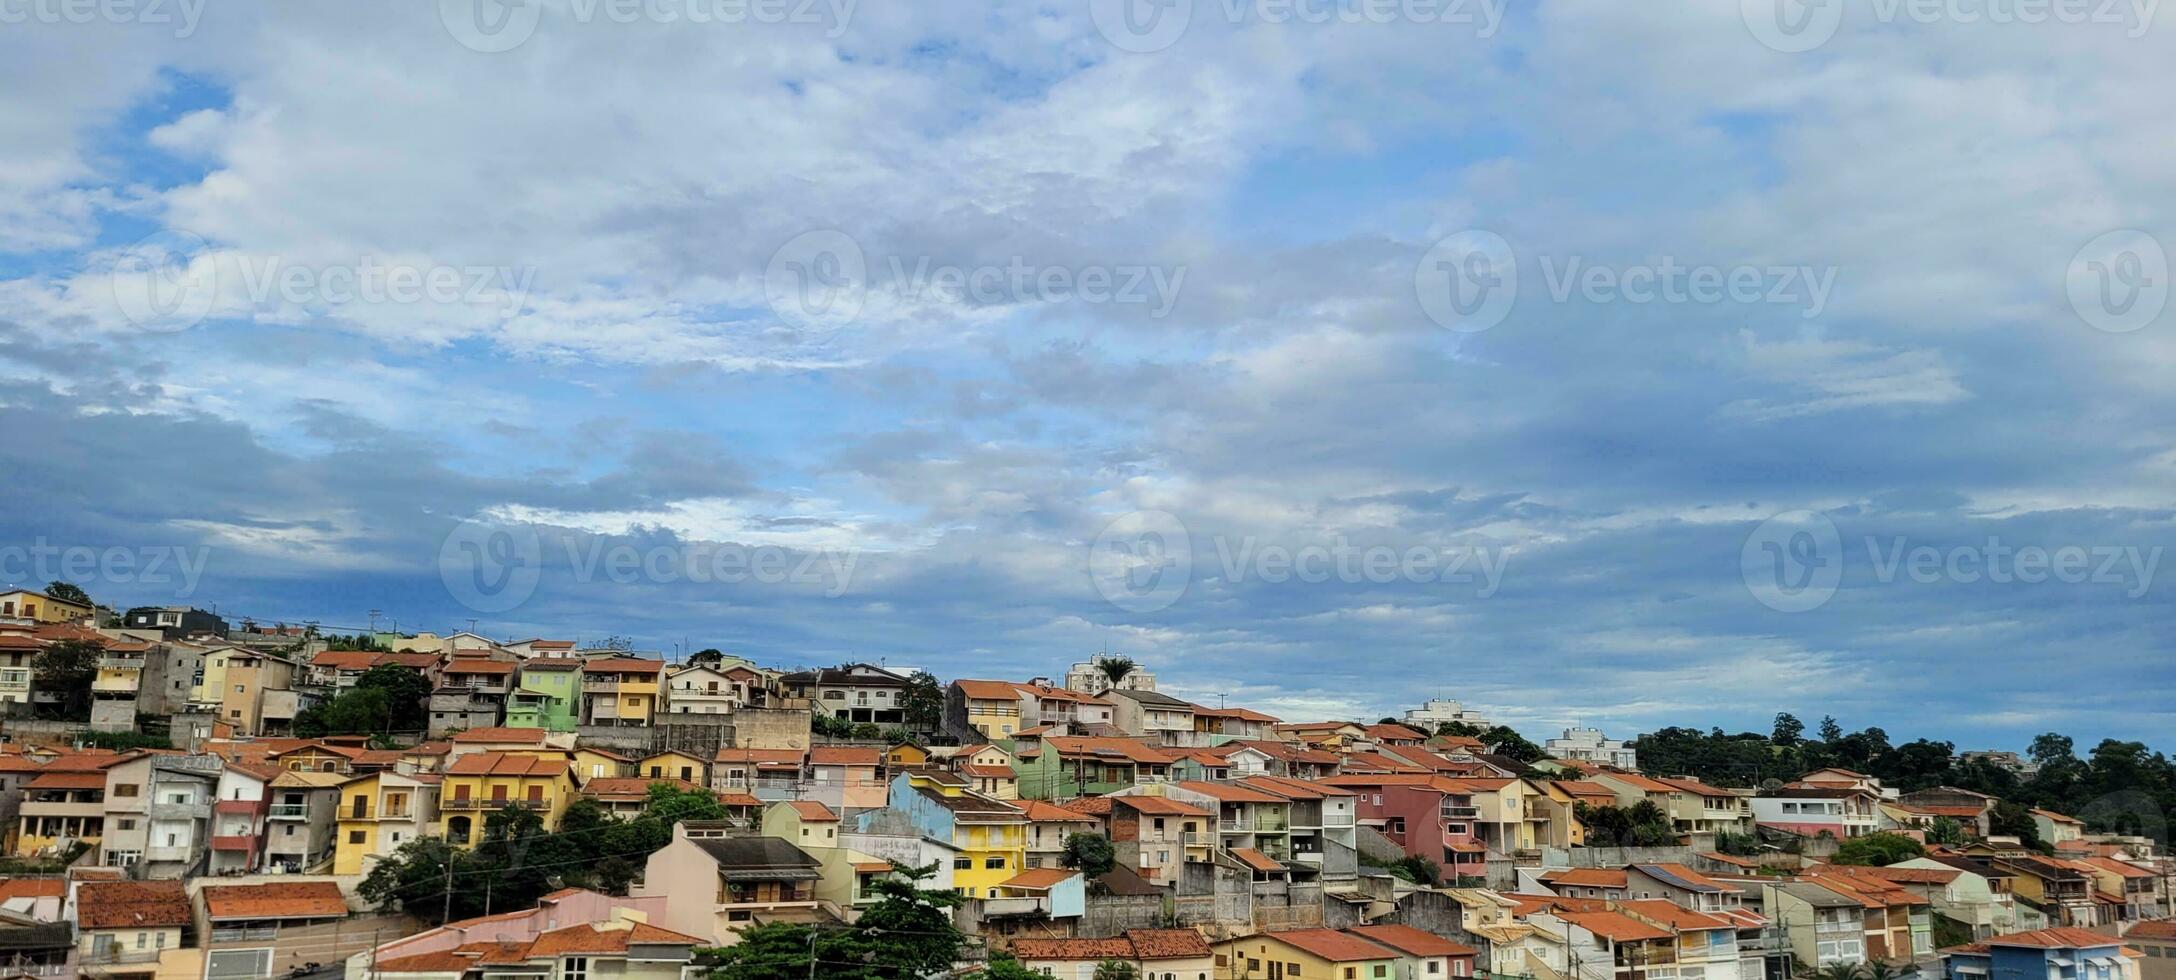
top-left (2, 1), bottom-right (2172, 750)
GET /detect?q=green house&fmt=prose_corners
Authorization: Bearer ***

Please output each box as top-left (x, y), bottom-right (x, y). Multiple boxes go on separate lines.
top-left (504, 659), bottom-right (580, 731)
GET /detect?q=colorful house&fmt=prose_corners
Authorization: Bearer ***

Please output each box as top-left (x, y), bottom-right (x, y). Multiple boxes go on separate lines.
top-left (438, 752), bottom-right (578, 846)
top-left (1214, 929), bottom-right (1402, 980)
top-left (1941, 927), bottom-right (2139, 980)
top-left (579, 658), bottom-right (664, 727)
top-left (866, 771), bottom-right (1026, 899)
top-left (331, 770), bottom-right (441, 875)
top-left (1012, 736), bottom-right (1176, 799)
top-left (504, 657), bottom-right (580, 732)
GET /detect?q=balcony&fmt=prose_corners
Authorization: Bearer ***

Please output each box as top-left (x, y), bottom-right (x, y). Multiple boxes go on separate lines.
top-left (211, 835), bottom-right (258, 852)
top-left (145, 845), bottom-right (194, 862)
top-left (582, 677), bottom-right (621, 691)
top-left (980, 896), bottom-right (1051, 917)
top-left (98, 656), bottom-right (146, 670)
top-left (440, 797), bottom-right (542, 812)
top-left (268, 803), bottom-right (310, 819)
top-left (1322, 812), bottom-right (1357, 827)
top-left (209, 926), bottom-right (278, 943)
top-left (1441, 805), bottom-right (1482, 819)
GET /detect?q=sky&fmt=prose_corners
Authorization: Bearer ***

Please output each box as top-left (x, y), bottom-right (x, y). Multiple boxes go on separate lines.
top-left (2, 0), bottom-right (2172, 750)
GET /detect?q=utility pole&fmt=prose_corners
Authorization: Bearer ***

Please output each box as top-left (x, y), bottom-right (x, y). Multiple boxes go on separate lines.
top-left (441, 859), bottom-right (453, 924)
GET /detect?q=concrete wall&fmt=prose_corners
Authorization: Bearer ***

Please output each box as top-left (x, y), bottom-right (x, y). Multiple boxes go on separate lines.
top-left (730, 705), bottom-right (812, 750)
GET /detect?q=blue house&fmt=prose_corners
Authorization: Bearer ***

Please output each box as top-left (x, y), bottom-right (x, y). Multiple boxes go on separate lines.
top-left (1942, 927), bottom-right (2136, 980)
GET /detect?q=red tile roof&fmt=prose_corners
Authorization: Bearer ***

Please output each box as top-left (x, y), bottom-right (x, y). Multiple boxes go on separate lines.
top-left (579, 657), bottom-right (665, 673)
top-left (1043, 737), bottom-right (1175, 764)
top-left (77, 880), bottom-right (190, 929)
top-left (1014, 929), bottom-right (1212, 961)
top-left (1262, 928), bottom-right (1396, 962)
top-left (1113, 795), bottom-right (1213, 817)
top-left (446, 753), bottom-right (570, 777)
top-left (1985, 927), bottom-right (2129, 949)
top-left (1541, 868), bottom-right (1629, 889)
top-left (1001, 868), bottom-right (1079, 890)
top-left (808, 746), bottom-right (881, 766)
top-left (1349, 923), bottom-right (1478, 957)
top-left (1557, 910), bottom-right (1674, 942)
top-left (1617, 899), bottom-right (1733, 931)
top-left (1229, 848), bottom-right (1285, 873)
top-left (787, 801), bottom-right (839, 822)
top-left (202, 881), bottom-right (347, 920)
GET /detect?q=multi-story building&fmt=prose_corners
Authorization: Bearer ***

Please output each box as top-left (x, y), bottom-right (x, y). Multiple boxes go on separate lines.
top-left (1404, 698), bottom-right (1491, 732)
top-left (504, 657), bottom-right (580, 731)
top-left (1529, 909), bottom-right (1678, 980)
top-left (1237, 774), bottom-right (1361, 880)
top-left (661, 664), bottom-right (743, 714)
top-left (331, 770), bottom-right (441, 875)
top-left (1616, 900), bottom-right (1744, 980)
top-left (262, 770), bottom-right (343, 873)
top-left (1094, 794), bottom-right (1213, 882)
top-left (1941, 927), bottom-right (2138, 980)
top-left (16, 764), bottom-right (111, 857)
top-left (711, 747), bottom-right (808, 800)
top-left (1767, 881), bottom-right (1870, 969)
top-left (1061, 660), bottom-right (1157, 695)
top-left (120, 606), bottom-right (227, 638)
top-left (99, 753), bottom-right (220, 878)
top-left (206, 763), bottom-right (275, 875)
top-left (1013, 736), bottom-right (1178, 800)
top-left (73, 879), bottom-right (190, 978)
top-left (1016, 683), bottom-right (1114, 731)
top-left (439, 752), bottom-right (578, 846)
top-left (1327, 773), bottom-right (1492, 880)
top-left (87, 638), bottom-right (151, 731)
top-left (784, 663), bottom-right (917, 728)
top-left (0, 627), bottom-right (35, 704)
top-left (1016, 800), bottom-right (1101, 871)
top-left (949, 679), bottom-right (1029, 740)
top-left (193, 648), bottom-right (302, 736)
top-left (1591, 772), bottom-right (1752, 835)
top-left (1107, 689), bottom-right (1198, 745)
top-left (1994, 855), bottom-right (2106, 928)
top-left (1752, 786), bottom-right (1881, 838)
top-left (871, 770), bottom-right (1027, 900)
top-left (429, 656), bottom-right (514, 736)
top-left (579, 657), bottom-right (664, 727)
top-left (1546, 727), bottom-right (1639, 770)
top-left (639, 821), bottom-right (827, 946)
top-left (0, 589), bottom-right (92, 624)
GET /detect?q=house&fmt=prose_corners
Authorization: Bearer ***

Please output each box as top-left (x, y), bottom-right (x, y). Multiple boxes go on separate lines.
top-left (1404, 698), bottom-right (1491, 732)
top-left (500, 637), bottom-right (577, 659)
top-left (1538, 779), bottom-right (1620, 846)
top-left (1213, 928), bottom-right (1403, 980)
top-left (1751, 786), bottom-right (1881, 838)
top-left (1891, 786), bottom-right (1998, 836)
top-left (192, 649), bottom-right (304, 737)
top-left (1544, 727), bottom-right (1639, 770)
top-left (1192, 704), bottom-right (1282, 741)
top-left (197, 880), bottom-right (353, 978)
top-left (951, 744), bottom-right (1021, 799)
top-left (1586, 771), bottom-right (1750, 835)
top-left (1625, 863), bottom-right (1746, 913)
top-left (1765, 880), bottom-right (1869, 970)
top-left (1013, 929), bottom-right (1215, 979)
top-left (1531, 908), bottom-right (1678, 980)
top-left (0, 589), bottom-right (92, 624)
top-left (1994, 855), bottom-right (2107, 928)
top-left (263, 770), bottom-right (343, 873)
top-left (331, 771), bottom-right (441, 875)
top-left (2122, 919), bottom-right (2176, 980)
top-left (1615, 899), bottom-right (1743, 980)
top-left (1940, 927), bottom-right (2140, 980)
top-left (785, 663), bottom-right (917, 728)
top-left (711, 748), bottom-right (808, 800)
top-left (885, 743), bottom-right (930, 769)
top-left (352, 887), bottom-right (672, 974)
top-left (581, 777), bottom-right (705, 818)
top-left (948, 679), bottom-right (1029, 740)
top-left (662, 664), bottom-right (744, 714)
top-left (1538, 867), bottom-right (1631, 900)
top-left (205, 762), bottom-right (276, 875)
top-left (569, 747), bottom-right (631, 782)
top-left (427, 656), bottom-right (514, 737)
top-left (439, 753), bottom-right (578, 845)
top-left (2072, 855), bottom-right (2164, 921)
top-left (805, 746), bottom-right (886, 813)
top-left (503, 657), bottom-right (581, 731)
top-left (121, 605), bottom-right (226, 637)
top-left (1801, 864), bottom-right (1936, 962)
top-left (865, 770), bottom-right (1027, 900)
top-left (1108, 689), bottom-right (1199, 745)
top-left (1089, 794), bottom-right (1212, 882)
top-left (99, 753), bottom-right (221, 878)
top-left (72, 879), bottom-right (190, 978)
top-left (579, 658), bottom-right (664, 727)
top-left (1348, 923), bottom-right (1481, 978)
top-left (1237, 774), bottom-right (1362, 880)
top-left (637, 822), bottom-right (828, 945)
top-left (636, 749), bottom-right (709, 785)
top-left (1894, 856), bottom-right (2029, 938)
top-left (366, 919), bottom-right (710, 979)
top-left (1013, 736), bottom-right (1177, 799)
top-left (1017, 800), bottom-right (1101, 870)
top-left (445, 725), bottom-right (554, 759)
top-left (2035, 809), bottom-right (2088, 847)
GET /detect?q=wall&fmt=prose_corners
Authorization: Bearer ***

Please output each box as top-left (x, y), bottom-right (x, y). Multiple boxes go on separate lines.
top-left (730, 706), bottom-right (812, 751)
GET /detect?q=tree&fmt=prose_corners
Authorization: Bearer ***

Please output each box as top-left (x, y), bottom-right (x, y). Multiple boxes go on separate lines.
top-left (294, 686), bottom-right (393, 737)
top-left (356, 663), bottom-right (433, 732)
top-left (1714, 831), bottom-right (1764, 857)
top-left (358, 836), bottom-right (473, 924)
top-left (901, 670), bottom-right (944, 732)
top-left (689, 648), bottom-right (725, 668)
top-left (849, 722), bottom-right (882, 740)
top-left (1834, 832), bottom-right (1924, 866)
top-left (1772, 712), bottom-right (1805, 746)
top-left (1094, 961), bottom-right (1141, 980)
top-left (1989, 801), bottom-right (2052, 853)
top-left (1482, 726), bottom-right (1548, 763)
top-left (42, 581), bottom-right (91, 607)
top-left (1926, 817), bottom-right (1968, 846)
top-left (1060, 833), bottom-right (1116, 878)
top-left (1387, 854), bottom-right (1440, 886)
top-left (974, 956), bottom-right (1045, 980)
top-left (31, 639), bottom-right (100, 720)
top-left (1093, 656), bottom-right (1139, 691)
top-left (839, 861), bottom-right (967, 978)
top-left (1818, 716), bottom-right (1844, 743)
top-left (1808, 962), bottom-right (1863, 980)
top-left (1862, 962), bottom-right (1902, 980)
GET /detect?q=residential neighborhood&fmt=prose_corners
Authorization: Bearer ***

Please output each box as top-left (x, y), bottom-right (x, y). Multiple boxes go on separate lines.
top-left (0, 589), bottom-right (2168, 980)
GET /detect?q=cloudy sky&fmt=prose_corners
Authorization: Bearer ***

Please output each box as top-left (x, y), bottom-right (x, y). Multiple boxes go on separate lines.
top-left (3, 0), bottom-right (2172, 748)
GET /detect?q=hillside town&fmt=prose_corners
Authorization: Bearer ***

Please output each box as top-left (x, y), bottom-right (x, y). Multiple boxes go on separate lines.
top-left (0, 587), bottom-right (2170, 980)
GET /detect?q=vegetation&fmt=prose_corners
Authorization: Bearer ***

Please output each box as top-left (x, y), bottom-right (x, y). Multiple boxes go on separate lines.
top-left (1577, 800), bottom-right (1678, 847)
top-left (359, 783), bottom-right (727, 923)
top-left (1713, 830), bottom-right (1764, 857)
top-left (323, 632), bottom-right (389, 651)
top-left (293, 663), bottom-right (432, 736)
top-left (77, 730), bottom-right (172, 751)
top-left (42, 581), bottom-right (91, 607)
top-left (1093, 656), bottom-right (1139, 689)
top-left (1833, 832), bottom-right (1925, 866)
top-left (1094, 961), bottom-right (1140, 980)
top-left (30, 638), bottom-right (100, 720)
top-left (697, 862), bottom-right (966, 979)
top-left (1060, 832), bottom-right (1116, 878)
top-left (902, 670), bottom-right (944, 730)
top-left (1384, 854), bottom-right (1441, 886)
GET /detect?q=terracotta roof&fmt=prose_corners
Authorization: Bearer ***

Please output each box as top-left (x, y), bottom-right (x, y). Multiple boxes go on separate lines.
top-left (1557, 910), bottom-right (1673, 942)
top-left (787, 801), bottom-right (839, 822)
top-left (1020, 801), bottom-right (1099, 823)
top-left (808, 746), bottom-right (881, 766)
top-left (1113, 795), bottom-right (1213, 817)
top-left (202, 881), bottom-right (347, 920)
top-left (954, 679), bottom-right (1025, 700)
top-left (1018, 684), bottom-right (1109, 705)
top-left (1349, 923), bottom-right (1478, 957)
top-left (1000, 868), bottom-right (1079, 890)
top-left (1127, 928), bottom-right (1213, 958)
top-left (582, 777), bottom-right (701, 799)
top-left (1175, 780), bottom-right (1287, 803)
top-left (1042, 737), bottom-right (1175, 764)
top-left (1985, 927), bottom-right (2127, 949)
top-left (1015, 929), bottom-right (1212, 961)
top-left (716, 791), bottom-right (763, 807)
top-left (0, 879), bottom-right (63, 900)
top-left (442, 658), bottom-right (515, 675)
top-left (446, 753), bottom-right (570, 777)
top-left (26, 771), bottom-right (105, 790)
top-left (1617, 899), bottom-right (1732, 931)
top-left (1192, 705), bottom-right (1282, 724)
top-left (1697, 851), bottom-right (1759, 869)
top-left (579, 657), bottom-right (665, 673)
top-left (1634, 863), bottom-right (1732, 893)
top-left (1363, 722), bottom-right (1431, 741)
top-left (1541, 868), bottom-right (1629, 889)
top-left (962, 764), bottom-right (1015, 779)
top-left (449, 727), bottom-right (548, 744)
top-left (1229, 848), bottom-right (1285, 873)
top-left (2080, 857), bottom-right (2157, 879)
top-left (76, 880), bottom-right (190, 929)
top-left (1262, 928), bottom-right (1397, 963)
top-left (1060, 797), bottom-right (1115, 816)
top-left (2125, 920), bottom-right (2176, 941)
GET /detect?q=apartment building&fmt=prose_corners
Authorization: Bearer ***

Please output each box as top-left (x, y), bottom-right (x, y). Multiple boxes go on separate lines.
top-left (579, 657), bottom-right (664, 727)
top-left (331, 770), bottom-right (441, 875)
top-left (429, 656), bottom-right (514, 736)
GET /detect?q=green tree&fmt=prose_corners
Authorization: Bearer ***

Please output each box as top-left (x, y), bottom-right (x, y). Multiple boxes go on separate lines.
top-left (1060, 832), bottom-right (1116, 878)
top-left (356, 663), bottom-right (432, 731)
top-left (975, 955), bottom-right (1045, 980)
top-left (1388, 854), bottom-right (1440, 886)
top-left (1834, 832), bottom-right (1924, 866)
top-left (689, 648), bottom-right (725, 668)
top-left (1926, 817), bottom-right (1968, 846)
top-left (1482, 726), bottom-right (1548, 763)
top-left (1808, 962), bottom-right (1863, 980)
top-left (358, 836), bottom-right (475, 924)
top-left (30, 639), bottom-right (101, 720)
top-left (1714, 831), bottom-right (1764, 857)
top-left (1772, 712), bottom-right (1805, 746)
top-left (1093, 656), bottom-right (1139, 690)
top-left (42, 581), bottom-right (91, 607)
top-left (1818, 716), bottom-right (1844, 743)
top-left (901, 670), bottom-right (944, 732)
top-left (849, 722), bottom-right (882, 740)
top-left (1989, 801), bottom-right (2052, 853)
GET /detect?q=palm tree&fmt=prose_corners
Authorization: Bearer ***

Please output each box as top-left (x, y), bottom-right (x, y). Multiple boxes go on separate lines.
top-left (1862, 961), bottom-right (1903, 980)
top-left (1810, 962), bottom-right (1866, 980)
top-left (1093, 656), bottom-right (1139, 691)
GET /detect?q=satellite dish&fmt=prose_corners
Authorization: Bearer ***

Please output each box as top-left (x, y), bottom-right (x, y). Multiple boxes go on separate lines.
top-left (1759, 778), bottom-right (1784, 791)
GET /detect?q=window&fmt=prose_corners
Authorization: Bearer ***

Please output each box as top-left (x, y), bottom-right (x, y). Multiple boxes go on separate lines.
top-left (985, 856), bottom-right (1006, 869)
top-left (118, 818), bottom-right (136, 831)
top-left (564, 956), bottom-right (589, 980)
top-left (955, 857), bottom-right (972, 870)
top-left (348, 831), bottom-right (366, 844)
top-left (113, 784), bottom-right (139, 797)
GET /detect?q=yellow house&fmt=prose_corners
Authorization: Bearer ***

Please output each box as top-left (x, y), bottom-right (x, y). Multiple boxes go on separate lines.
top-left (953, 680), bottom-right (1027, 739)
top-left (761, 800), bottom-right (843, 850)
top-left (572, 747), bottom-right (633, 782)
top-left (1535, 778), bottom-right (1619, 846)
top-left (439, 752), bottom-right (578, 847)
top-left (0, 589), bottom-right (92, 623)
top-left (891, 770), bottom-right (1025, 899)
top-left (638, 750), bottom-right (708, 785)
top-left (885, 743), bottom-right (931, 769)
top-left (189, 647), bottom-right (234, 712)
top-left (1214, 928), bottom-right (1402, 980)
top-left (579, 658), bottom-right (663, 726)
top-left (332, 771), bottom-right (440, 875)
